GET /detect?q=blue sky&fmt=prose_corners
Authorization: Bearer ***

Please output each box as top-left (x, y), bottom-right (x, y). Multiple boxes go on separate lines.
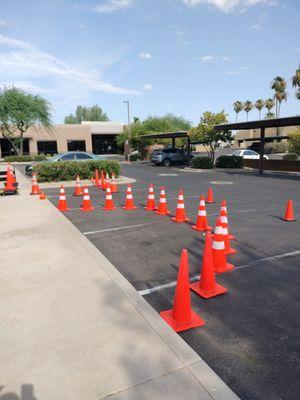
top-left (0, 0), bottom-right (299, 125)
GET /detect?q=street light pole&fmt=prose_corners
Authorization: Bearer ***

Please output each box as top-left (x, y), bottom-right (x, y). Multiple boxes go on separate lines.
top-left (122, 101), bottom-right (131, 157)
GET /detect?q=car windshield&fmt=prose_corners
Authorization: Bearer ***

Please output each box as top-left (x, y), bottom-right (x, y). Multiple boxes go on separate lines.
top-left (47, 154), bottom-right (61, 162)
top-left (232, 151), bottom-right (242, 156)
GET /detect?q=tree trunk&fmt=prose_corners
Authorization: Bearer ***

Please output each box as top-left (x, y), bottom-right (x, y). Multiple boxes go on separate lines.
top-left (4, 135), bottom-right (20, 156)
top-left (19, 130), bottom-right (24, 155)
top-left (236, 113), bottom-right (237, 123)
top-left (259, 110), bottom-right (261, 120)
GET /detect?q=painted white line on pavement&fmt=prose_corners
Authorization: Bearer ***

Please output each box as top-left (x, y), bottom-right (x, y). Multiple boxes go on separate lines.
top-left (84, 223), bottom-right (154, 236)
top-left (139, 249), bottom-right (300, 296)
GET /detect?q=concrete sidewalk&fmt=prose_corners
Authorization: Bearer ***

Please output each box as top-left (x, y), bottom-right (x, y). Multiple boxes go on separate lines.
top-left (0, 171), bottom-right (240, 400)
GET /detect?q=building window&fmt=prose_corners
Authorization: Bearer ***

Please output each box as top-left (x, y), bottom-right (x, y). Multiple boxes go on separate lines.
top-left (37, 140), bottom-right (58, 155)
top-left (67, 140), bottom-right (86, 152)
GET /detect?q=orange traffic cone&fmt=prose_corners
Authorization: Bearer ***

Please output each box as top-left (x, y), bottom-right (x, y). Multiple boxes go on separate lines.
top-left (190, 231), bottom-right (227, 298)
top-left (220, 209), bottom-right (237, 255)
top-left (160, 249), bottom-right (205, 332)
top-left (145, 183), bottom-right (156, 211)
top-left (123, 184), bottom-right (137, 210)
top-left (155, 187), bottom-right (170, 215)
top-left (212, 218), bottom-right (234, 274)
top-left (73, 175), bottom-right (83, 196)
top-left (283, 199), bottom-right (296, 222)
top-left (30, 173), bottom-right (41, 195)
top-left (39, 192), bottom-right (46, 200)
top-left (94, 169), bottom-right (101, 188)
top-left (206, 187), bottom-right (214, 204)
top-left (103, 186), bottom-right (117, 211)
top-left (103, 172), bottom-right (110, 191)
top-left (101, 170), bottom-right (108, 191)
top-left (57, 185), bottom-right (70, 211)
top-left (110, 173), bottom-right (118, 193)
top-left (220, 200), bottom-right (235, 240)
top-left (3, 166), bottom-right (16, 193)
top-left (192, 195), bottom-right (212, 231)
top-left (80, 186), bottom-right (94, 211)
top-left (172, 189), bottom-right (190, 223)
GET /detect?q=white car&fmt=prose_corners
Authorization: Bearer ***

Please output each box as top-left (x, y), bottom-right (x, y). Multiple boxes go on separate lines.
top-left (229, 150), bottom-right (269, 160)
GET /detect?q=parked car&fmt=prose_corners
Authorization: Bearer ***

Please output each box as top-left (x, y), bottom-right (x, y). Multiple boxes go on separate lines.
top-left (25, 151), bottom-right (104, 176)
top-left (150, 148), bottom-right (191, 166)
top-left (228, 150), bottom-right (269, 160)
top-left (247, 142), bottom-right (272, 154)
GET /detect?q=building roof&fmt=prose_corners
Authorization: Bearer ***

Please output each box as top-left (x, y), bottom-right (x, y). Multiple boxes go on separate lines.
top-left (140, 131), bottom-right (189, 139)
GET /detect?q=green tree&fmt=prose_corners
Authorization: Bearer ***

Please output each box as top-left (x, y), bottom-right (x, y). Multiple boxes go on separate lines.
top-left (265, 111), bottom-right (275, 119)
top-left (265, 98), bottom-right (275, 118)
top-left (0, 86), bottom-right (52, 155)
top-left (233, 101), bottom-right (243, 122)
top-left (64, 104), bottom-right (109, 123)
top-left (255, 99), bottom-right (265, 120)
top-left (288, 128), bottom-right (300, 155)
top-left (243, 101), bottom-right (253, 121)
top-left (189, 111), bottom-right (232, 163)
top-left (271, 76), bottom-right (287, 117)
top-left (292, 64), bottom-right (300, 100)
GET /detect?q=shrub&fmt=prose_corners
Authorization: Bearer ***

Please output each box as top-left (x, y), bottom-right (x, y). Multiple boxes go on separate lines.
top-left (129, 153), bottom-right (139, 161)
top-left (282, 153), bottom-right (298, 160)
top-left (216, 155), bottom-right (244, 168)
top-left (4, 155), bottom-right (33, 162)
top-left (33, 154), bottom-right (47, 161)
top-left (191, 156), bottom-right (213, 169)
top-left (264, 142), bottom-right (288, 154)
top-left (34, 160), bottom-right (121, 182)
top-left (288, 130), bottom-right (300, 155)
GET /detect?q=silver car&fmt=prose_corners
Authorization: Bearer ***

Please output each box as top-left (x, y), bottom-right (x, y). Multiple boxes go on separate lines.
top-left (150, 148), bottom-right (190, 167)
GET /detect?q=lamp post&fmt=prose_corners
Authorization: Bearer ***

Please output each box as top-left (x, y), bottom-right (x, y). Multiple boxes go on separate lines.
top-left (122, 100), bottom-right (131, 158)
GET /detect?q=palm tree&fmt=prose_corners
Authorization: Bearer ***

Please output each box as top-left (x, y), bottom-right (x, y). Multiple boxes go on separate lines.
top-left (265, 98), bottom-right (275, 118)
top-left (271, 76), bottom-right (287, 117)
top-left (243, 100), bottom-right (253, 121)
top-left (255, 99), bottom-right (265, 120)
top-left (233, 101), bottom-right (243, 122)
top-left (265, 111), bottom-right (275, 119)
top-left (292, 64), bottom-right (300, 100)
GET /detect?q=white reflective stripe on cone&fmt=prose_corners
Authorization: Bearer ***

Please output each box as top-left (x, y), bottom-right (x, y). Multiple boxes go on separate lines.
top-left (200, 200), bottom-right (205, 206)
top-left (127, 194), bottom-right (133, 199)
top-left (160, 198), bottom-right (166, 203)
top-left (220, 216), bottom-right (227, 223)
top-left (127, 187), bottom-right (132, 192)
top-left (198, 210), bottom-right (206, 216)
top-left (83, 195), bottom-right (90, 200)
top-left (215, 226), bottom-right (223, 234)
top-left (177, 203), bottom-right (184, 209)
top-left (106, 195), bottom-right (112, 200)
top-left (212, 241), bottom-right (225, 250)
top-left (221, 206), bottom-right (227, 212)
top-left (161, 190), bottom-right (165, 195)
top-left (148, 195), bottom-right (154, 199)
top-left (178, 195), bottom-right (184, 200)
top-left (223, 228), bottom-right (228, 235)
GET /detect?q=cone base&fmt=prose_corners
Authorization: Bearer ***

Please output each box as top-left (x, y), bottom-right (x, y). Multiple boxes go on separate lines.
top-left (192, 225), bottom-right (212, 231)
top-left (103, 206), bottom-right (117, 211)
top-left (30, 191), bottom-right (41, 195)
top-left (145, 206), bottom-right (157, 211)
top-left (73, 192), bottom-right (83, 196)
top-left (57, 207), bottom-right (70, 212)
top-left (215, 263), bottom-right (234, 274)
top-left (122, 206), bottom-right (138, 210)
top-left (206, 201), bottom-right (214, 204)
top-left (160, 309), bottom-right (205, 332)
top-left (190, 281), bottom-right (227, 299)
top-left (171, 217), bottom-right (190, 223)
top-left (80, 207), bottom-right (94, 212)
top-left (226, 248), bottom-right (237, 255)
top-left (282, 217), bottom-right (296, 222)
top-left (110, 190), bottom-right (118, 193)
top-left (228, 233), bottom-right (236, 240)
top-left (155, 210), bottom-right (170, 215)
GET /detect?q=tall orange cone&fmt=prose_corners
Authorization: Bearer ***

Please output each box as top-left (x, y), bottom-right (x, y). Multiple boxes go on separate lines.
top-left (73, 175), bottom-right (83, 196)
top-left (80, 186), bottom-right (94, 211)
top-left (206, 187), bottom-right (215, 204)
top-left (212, 218), bottom-right (234, 274)
top-left (103, 186), bottom-right (117, 211)
top-left (145, 183), bottom-right (156, 211)
top-left (3, 166), bottom-right (16, 193)
top-left (192, 195), bottom-right (212, 231)
top-left (94, 169), bottom-right (101, 188)
top-left (160, 249), bottom-right (205, 332)
top-left (190, 231), bottom-right (227, 298)
top-left (172, 189), bottom-right (190, 223)
top-left (220, 209), bottom-right (237, 255)
top-left (283, 199), bottom-right (296, 222)
top-left (57, 185), bottom-right (70, 211)
top-left (155, 187), bottom-right (170, 215)
top-left (110, 173), bottom-right (118, 193)
top-left (220, 200), bottom-right (235, 240)
top-left (123, 184), bottom-right (137, 210)
top-left (101, 170), bottom-right (107, 190)
top-left (102, 171), bottom-right (110, 191)
top-left (30, 172), bottom-right (41, 195)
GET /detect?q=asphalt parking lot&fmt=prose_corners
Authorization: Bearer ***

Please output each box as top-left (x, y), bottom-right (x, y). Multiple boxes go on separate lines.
top-left (23, 162), bottom-right (300, 400)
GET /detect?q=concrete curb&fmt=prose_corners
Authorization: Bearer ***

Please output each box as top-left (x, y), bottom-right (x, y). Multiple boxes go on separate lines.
top-left (38, 176), bottom-right (136, 189)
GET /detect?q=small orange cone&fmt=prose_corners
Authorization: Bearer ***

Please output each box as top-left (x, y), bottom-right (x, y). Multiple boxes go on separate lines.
top-left (155, 186), bottom-right (170, 215)
top-left (94, 169), bottom-right (101, 188)
top-left (101, 170), bottom-right (108, 191)
top-left (57, 185), bottom-right (70, 211)
top-left (172, 189), bottom-right (190, 223)
top-left (283, 199), bottom-right (296, 222)
top-left (102, 172), bottom-right (110, 191)
top-left (30, 173), bottom-right (41, 195)
top-left (103, 186), bottom-right (117, 211)
top-left (123, 184), bottom-right (137, 210)
top-left (192, 195), bottom-right (212, 231)
top-left (110, 173), bottom-right (118, 193)
top-left (73, 175), bottom-right (83, 196)
top-left (220, 200), bottom-right (235, 240)
top-left (212, 218), bottom-right (234, 274)
top-left (39, 192), bottom-right (46, 200)
top-left (80, 186), bottom-right (94, 211)
top-left (160, 249), bottom-right (205, 332)
top-left (145, 183), bottom-right (156, 211)
top-left (206, 187), bottom-right (215, 204)
top-left (220, 209), bottom-right (237, 255)
top-left (190, 231), bottom-right (227, 298)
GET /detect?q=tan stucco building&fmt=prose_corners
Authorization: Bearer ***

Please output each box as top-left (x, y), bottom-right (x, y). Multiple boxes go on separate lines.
top-left (234, 126), bottom-right (295, 148)
top-left (0, 121), bottom-right (124, 157)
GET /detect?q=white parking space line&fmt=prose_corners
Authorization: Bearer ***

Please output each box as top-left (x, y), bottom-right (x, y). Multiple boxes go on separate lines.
top-left (138, 249), bottom-right (300, 296)
top-left (84, 223), bottom-right (154, 236)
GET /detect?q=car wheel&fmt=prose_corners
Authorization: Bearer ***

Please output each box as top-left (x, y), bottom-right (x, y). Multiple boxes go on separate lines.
top-left (163, 158), bottom-right (171, 167)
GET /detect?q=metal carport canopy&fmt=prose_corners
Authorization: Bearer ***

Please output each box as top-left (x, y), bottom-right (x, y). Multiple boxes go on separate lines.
top-left (140, 131), bottom-right (190, 151)
top-left (214, 115), bottom-right (300, 174)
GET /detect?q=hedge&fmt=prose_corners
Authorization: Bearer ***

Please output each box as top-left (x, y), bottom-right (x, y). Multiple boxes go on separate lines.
top-left (4, 154), bottom-right (47, 162)
top-left (216, 155), bottom-right (244, 168)
top-left (191, 156), bottom-right (213, 169)
top-left (33, 160), bottom-right (121, 182)
top-left (282, 153), bottom-right (298, 160)
top-left (129, 153), bottom-right (139, 161)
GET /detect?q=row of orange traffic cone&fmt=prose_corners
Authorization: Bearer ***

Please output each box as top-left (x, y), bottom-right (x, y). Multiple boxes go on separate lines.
top-left (3, 164), bottom-right (18, 194)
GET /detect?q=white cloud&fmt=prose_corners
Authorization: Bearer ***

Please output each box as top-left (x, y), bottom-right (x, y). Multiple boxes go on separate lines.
top-left (295, 48), bottom-right (300, 53)
top-left (0, 80), bottom-right (55, 94)
top-left (200, 55), bottom-right (215, 62)
top-left (0, 19), bottom-right (7, 28)
top-left (143, 83), bottom-right (153, 91)
top-left (93, 0), bottom-right (134, 13)
top-left (174, 29), bottom-right (187, 46)
top-left (227, 65), bottom-right (251, 75)
top-left (196, 55), bottom-right (229, 62)
top-left (139, 52), bottom-right (152, 59)
top-left (182, 0), bottom-right (277, 13)
top-left (251, 24), bottom-right (262, 31)
top-left (0, 34), bottom-right (140, 95)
